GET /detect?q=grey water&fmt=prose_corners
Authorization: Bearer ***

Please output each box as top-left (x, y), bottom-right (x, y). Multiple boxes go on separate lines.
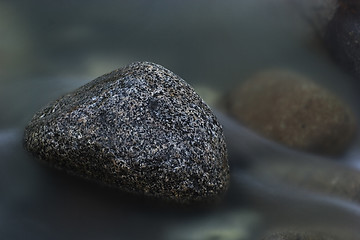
top-left (217, 111), bottom-right (360, 233)
top-left (2, 0), bottom-right (360, 239)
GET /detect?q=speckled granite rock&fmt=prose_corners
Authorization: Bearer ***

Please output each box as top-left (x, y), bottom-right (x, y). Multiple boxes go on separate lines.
top-left (24, 62), bottom-right (229, 203)
top-left (223, 69), bottom-right (357, 156)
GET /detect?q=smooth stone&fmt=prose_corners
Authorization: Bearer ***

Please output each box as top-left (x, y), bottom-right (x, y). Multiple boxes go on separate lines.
top-left (24, 61), bottom-right (229, 203)
top-left (223, 69), bottom-right (357, 156)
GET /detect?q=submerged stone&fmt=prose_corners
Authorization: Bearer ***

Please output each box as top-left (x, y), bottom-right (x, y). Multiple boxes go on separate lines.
top-left (223, 69), bottom-right (357, 156)
top-left (24, 62), bottom-right (229, 203)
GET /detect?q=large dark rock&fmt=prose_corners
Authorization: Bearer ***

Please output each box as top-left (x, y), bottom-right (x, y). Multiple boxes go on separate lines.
top-left (24, 62), bottom-right (229, 203)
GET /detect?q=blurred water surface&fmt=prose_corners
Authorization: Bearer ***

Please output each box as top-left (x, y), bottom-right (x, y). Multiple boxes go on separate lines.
top-left (1, 0), bottom-right (360, 239)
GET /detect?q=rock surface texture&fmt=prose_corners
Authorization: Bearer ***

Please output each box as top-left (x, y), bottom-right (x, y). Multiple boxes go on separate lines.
top-left (24, 62), bottom-right (229, 203)
top-left (223, 69), bottom-right (357, 156)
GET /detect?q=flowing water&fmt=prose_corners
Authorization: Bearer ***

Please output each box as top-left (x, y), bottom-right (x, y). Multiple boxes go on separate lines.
top-left (1, 0), bottom-right (360, 239)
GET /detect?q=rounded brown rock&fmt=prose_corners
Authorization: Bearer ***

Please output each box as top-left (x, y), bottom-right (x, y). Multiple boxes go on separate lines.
top-left (223, 69), bottom-right (357, 156)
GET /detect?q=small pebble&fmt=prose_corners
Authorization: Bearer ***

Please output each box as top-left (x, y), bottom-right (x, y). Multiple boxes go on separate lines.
top-left (223, 69), bottom-right (357, 156)
top-left (24, 61), bottom-right (229, 203)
